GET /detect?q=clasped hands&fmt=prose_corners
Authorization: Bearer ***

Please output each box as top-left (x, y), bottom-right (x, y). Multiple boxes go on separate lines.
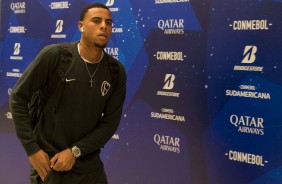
top-left (29, 149), bottom-right (76, 181)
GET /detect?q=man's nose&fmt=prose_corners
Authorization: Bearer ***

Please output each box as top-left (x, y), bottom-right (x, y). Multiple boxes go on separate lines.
top-left (100, 21), bottom-right (107, 30)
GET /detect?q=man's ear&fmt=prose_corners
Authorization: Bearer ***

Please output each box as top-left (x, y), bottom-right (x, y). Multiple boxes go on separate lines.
top-left (78, 21), bottom-right (84, 32)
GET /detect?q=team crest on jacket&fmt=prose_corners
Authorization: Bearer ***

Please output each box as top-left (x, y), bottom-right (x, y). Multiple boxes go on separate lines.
top-left (101, 81), bottom-right (111, 96)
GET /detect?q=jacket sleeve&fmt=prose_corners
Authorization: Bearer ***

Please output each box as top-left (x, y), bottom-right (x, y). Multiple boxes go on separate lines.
top-left (9, 44), bottom-right (60, 156)
top-left (74, 61), bottom-right (127, 156)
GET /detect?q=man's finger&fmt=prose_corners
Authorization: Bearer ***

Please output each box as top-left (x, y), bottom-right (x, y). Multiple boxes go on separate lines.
top-left (50, 154), bottom-right (58, 168)
top-left (52, 157), bottom-right (62, 171)
top-left (37, 168), bottom-right (45, 181)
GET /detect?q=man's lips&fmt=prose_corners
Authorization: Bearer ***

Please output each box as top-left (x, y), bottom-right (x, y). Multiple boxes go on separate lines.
top-left (98, 33), bottom-right (107, 37)
top-left (98, 34), bottom-right (107, 40)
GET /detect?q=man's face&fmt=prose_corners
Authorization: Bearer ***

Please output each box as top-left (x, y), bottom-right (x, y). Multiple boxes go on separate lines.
top-left (80, 8), bottom-right (113, 48)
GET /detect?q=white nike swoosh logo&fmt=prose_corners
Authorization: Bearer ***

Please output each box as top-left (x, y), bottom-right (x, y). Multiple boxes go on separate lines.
top-left (65, 78), bottom-right (76, 82)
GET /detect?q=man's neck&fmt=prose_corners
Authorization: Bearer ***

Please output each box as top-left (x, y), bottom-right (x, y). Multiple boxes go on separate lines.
top-left (78, 41), bottom-right (103, 64)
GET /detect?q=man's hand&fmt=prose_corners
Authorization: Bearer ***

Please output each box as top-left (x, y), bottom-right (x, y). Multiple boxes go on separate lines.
top-left (29, 149), bottom-right (51, 181)
top-left (50, 148), bottom-right (76, 172)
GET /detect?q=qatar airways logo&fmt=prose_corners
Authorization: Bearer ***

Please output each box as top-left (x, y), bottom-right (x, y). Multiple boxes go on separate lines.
top-left (158, 19), bottom-right (184, 34)
top-left (106, 0), bottom-right (119, 12)
top-left (49, 1), bottom-right (70, 9)
top-left (154, 134), bottom-right (180, 154)
top-left (229, 19), bottom-right (272, 31)
top-left (105, 47), bottom-right (119, 59)
top-left (233, 45), bottom-right (264, 72)
top-left (230, 114), bottom-right (264, 136)
top-left (10, 43), bottom-right (23, 60)
top-left (10, 2), bottom-right (26, 14)
top-left (51, 20), bottom-right (66, 38)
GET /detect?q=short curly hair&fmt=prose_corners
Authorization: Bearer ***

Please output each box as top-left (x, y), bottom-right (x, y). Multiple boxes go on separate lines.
top-left (79, 3), bottom-right (111, 21)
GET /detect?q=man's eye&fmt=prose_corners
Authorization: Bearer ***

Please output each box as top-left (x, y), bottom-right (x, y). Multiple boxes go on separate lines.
top-left (93, 19), bottom-right (101, 24)
top-left (106, 21), bottom-right (113, 26)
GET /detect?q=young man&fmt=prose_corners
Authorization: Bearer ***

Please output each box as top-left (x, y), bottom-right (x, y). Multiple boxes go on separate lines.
top-left (9, 3), bottom-right (126, 184)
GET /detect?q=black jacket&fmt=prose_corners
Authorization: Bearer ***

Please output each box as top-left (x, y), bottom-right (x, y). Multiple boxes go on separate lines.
top-left (9, 42), bottom-right (126, 173)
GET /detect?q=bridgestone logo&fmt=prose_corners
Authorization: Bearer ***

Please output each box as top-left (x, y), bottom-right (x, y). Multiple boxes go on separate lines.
top-left (234, 65), bottom-right (263, 72)
top-left (157, 91), bottom-right (180, 97)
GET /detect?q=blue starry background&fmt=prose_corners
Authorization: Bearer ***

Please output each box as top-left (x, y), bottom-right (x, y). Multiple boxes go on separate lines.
top-left (205, 0), bottom-right (282, 184)
top-left (1, 0), bottom-right (282, 183)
